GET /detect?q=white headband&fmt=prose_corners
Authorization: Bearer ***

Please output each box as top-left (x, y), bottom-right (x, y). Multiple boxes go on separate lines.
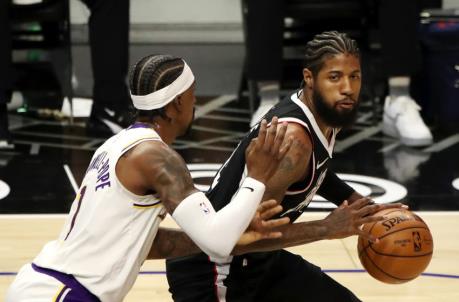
top-left (130, 61), bottom-right (195, 110)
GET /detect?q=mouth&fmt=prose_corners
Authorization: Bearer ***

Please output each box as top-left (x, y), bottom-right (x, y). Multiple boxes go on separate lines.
top-left (336, 99), bottom-right (355, 109)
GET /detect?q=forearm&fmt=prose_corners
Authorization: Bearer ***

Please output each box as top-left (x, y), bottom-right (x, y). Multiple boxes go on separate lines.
top-left (147, 227), bottom-right (201, 259)
top-left (172, 178), bottom-right (265, 259)
top-left (347, 191), bottom-right (364, 204)
top-left (317, 170), bottom-right (355, 206)
top-left (232, 220), bottom-right (330, 255)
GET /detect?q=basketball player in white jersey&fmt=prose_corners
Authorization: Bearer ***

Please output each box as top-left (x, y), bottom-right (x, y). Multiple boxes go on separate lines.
top-left (5, 54), bottom-right (293, 302)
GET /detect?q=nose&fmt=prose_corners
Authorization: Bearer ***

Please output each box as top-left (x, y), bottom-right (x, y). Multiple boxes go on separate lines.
top-left (340, 77), bottom-right (352, 95)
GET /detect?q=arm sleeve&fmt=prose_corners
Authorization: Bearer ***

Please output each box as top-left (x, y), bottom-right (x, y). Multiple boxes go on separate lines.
top-left (171, 177), bottom-right (265, 259)
top-left (317, 170), bottom-right (355, 206)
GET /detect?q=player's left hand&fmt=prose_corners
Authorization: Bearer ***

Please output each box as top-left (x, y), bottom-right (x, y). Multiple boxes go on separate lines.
top-left (236, 199), bottom-right (290, 246)
top-left (245, 117), bottom-right (292, 184)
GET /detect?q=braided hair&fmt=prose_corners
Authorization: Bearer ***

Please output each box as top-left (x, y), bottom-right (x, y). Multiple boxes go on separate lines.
top-left (129, 54), bottom-right (185, 121)
top-left (304, 31), bottom-right (360, 78)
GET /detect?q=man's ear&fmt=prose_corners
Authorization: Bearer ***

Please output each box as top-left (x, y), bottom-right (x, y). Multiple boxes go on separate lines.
top-left (163, 98), bottom-right (179, 121)
top-left (176, 94), bottom-right (182, 104)
top-left (303, 68), bottom-right (314, 89)
top-left (172, 95), bottom-right (183, 112)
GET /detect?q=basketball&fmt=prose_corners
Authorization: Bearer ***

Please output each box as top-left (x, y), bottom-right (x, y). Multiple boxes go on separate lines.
top-left (357, 208), bottom-right (434, 284)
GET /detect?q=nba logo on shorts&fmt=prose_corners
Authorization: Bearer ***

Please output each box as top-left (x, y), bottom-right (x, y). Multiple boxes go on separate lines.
top-left (199, 202), bottom-right (210, 214)
top-left (412, 231), bottom-right (422, 252)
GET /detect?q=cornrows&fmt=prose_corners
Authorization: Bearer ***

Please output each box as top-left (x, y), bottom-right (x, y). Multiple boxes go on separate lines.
top-left (128, 54), bottom-right (185, 120)
top-left (129, 54), bottom-right (184, 96)
top-left (304, 31), bottom-right (360, 76)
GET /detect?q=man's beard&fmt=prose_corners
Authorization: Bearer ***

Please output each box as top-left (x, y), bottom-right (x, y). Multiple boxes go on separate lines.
top-left (313, 89), bottom-right (359, 128)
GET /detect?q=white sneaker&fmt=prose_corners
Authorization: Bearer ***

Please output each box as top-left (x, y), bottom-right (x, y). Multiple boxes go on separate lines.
top-left (250, 100), bottom-right (278, 127)
top-left (384, 147), bottom-right (430, 182)
top-left (382, 96), bottom-right (433, 146)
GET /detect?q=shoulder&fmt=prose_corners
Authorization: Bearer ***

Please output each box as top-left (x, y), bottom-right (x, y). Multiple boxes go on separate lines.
top-left (125, 140), bottom-right (193, 193)
top-left (285, 123), bottom-right (313, 160)
top-left (272, 122), bottom-right (313, 181)
top-left (128, 140), bottom-right (185, 173)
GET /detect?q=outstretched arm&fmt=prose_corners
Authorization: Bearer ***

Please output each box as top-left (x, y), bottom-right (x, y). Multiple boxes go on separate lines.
top-left (232, 123), bottom-right (407, 254)
top-left (148, 200), bottom-right (289, 259)
top-left (123, 117), bottom-right (290, 259)
top-left (233, 198), bottom-right (407, 254)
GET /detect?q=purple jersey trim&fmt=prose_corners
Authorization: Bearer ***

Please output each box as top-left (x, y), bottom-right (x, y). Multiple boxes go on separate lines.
top-left (133, 200), bottom-right (161, 207)
top-left (64, 186), bottom-right (87, 241)
top-left (127, 122), bottom-right (152, 130)
top-left (55, 285), bottom-right (69, 301)
top-left (31, 263), bottom-right (100, 302)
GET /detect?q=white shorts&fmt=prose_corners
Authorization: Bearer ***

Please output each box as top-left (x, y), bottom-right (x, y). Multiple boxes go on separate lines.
top-left (5, 263), bottom-right (100, 302)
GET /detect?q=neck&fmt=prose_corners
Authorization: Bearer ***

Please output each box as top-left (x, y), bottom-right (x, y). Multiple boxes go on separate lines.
top-left (299, 89), bottom-right (333, 139)
top-left (135, 118), bottom-right (177, 145)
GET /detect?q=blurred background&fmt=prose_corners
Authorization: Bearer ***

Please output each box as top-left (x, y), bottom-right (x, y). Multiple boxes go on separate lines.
top-left (1, 1), bottom-right (459, 301)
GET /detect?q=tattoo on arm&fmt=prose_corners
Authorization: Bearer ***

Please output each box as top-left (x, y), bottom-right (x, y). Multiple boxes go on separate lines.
top-left (233, 220), bottom-right (329, 254)
top-left (278, 153), bottom-right (295, 172)
top-left (145, 145), bottom-right (197, 213)
top-left (263, 137), bottom-right (311, 201)
top-left (148, 228), bottom-right (201, 259)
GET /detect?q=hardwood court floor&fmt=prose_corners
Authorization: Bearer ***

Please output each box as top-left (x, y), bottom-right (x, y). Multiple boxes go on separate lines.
top-left (1, 211), bottom-right (458, 301)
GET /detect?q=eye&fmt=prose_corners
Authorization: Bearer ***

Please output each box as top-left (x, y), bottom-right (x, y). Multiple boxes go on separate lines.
top-left (329, 75), bottom-right (339, 81)
top-left (351, 74), bottom-right (361, 80)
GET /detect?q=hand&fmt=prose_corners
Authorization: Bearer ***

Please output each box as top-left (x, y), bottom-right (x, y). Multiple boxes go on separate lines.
top-left (245, 117), bottom-right (292, 184)
top-left (323, 197), bottom-right (408, 243)
top-left (236, 199), bottom-right (290, 246)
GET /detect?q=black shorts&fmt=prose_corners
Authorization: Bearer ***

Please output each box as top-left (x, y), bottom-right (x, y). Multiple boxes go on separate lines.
top-left (166, 250), bottom-right (361, 302)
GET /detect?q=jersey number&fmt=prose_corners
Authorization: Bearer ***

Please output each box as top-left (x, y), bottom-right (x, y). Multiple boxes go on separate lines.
top-left (64, 186), bottom-right (87, 240)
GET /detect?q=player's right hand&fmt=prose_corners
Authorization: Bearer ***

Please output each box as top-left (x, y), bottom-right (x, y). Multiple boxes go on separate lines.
top-left (236, 199), bottom-right (290, 246)
top-left (323, 197), bottom-right (408, 243)
top-left (245, 117), bottom-right (292, 184)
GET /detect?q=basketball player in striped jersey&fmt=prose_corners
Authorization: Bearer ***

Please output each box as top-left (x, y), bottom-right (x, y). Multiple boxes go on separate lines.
top-left (166, 32), bottom-right (407, 301)
top-left (5, 54), bottom-right (293, 302)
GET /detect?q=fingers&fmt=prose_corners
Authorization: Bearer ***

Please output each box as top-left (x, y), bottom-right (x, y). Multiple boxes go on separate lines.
top-left (250, 231), bottom-right (284, 241)
top-left (356, 200), bottom-right (409, 217)
top-left (355, 202), bottom-right (409, 243)
top-left (257, 199), bottom-right (278, 212)
top-left (357, 230), bottom-right (379, 243)
top-left (258, 199), bottom-right (282, 220)
top-left (258, 217), bottom-right (290, 240)
top-left (338, 200), bottom-right (349, 209)
top-left (356, 203), bottom-right (382, 217)
top-left (376, 203), bottom-right (409, 211)
top-left (256, 119), bottom-right (268, 149)
top-left (277, 136), bottom-right (292, 161)
top-left (264, 117), bottom-right (278, 152)
top-left (245, 119), bottom-right (267, 158)
top-left (358, 214), bottom-right (385, 225)
top-left (348, 197), bottom-right (372, 209)
top-left (246, 138), bottom-right (256, 157)
top-left (270, 121), bottom-right (287, 156)
top-left (261, 217), bottom-right (290, 229)
top-left (259, 205), bottom-right (283, 220)
top-left (257, 116), bottom-right (288, 156)
top-left (262, 231), bottom-right (283, 239)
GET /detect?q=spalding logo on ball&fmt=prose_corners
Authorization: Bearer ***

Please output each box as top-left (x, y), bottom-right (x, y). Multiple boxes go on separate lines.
top-left (357, 209), bottom-right (433, 284)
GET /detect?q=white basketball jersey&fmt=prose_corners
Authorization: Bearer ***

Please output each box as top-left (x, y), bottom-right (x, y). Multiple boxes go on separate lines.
top-left (34, 124), bottom-right (167, 302)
